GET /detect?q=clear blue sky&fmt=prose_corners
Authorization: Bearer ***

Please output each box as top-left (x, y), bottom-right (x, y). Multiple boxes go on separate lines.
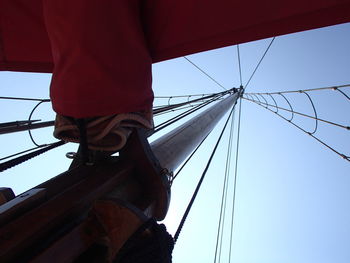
top-left (1, 23), bottom-right (350, 263)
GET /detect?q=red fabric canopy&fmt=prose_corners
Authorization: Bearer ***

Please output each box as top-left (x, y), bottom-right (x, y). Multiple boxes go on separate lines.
top-left (1, 0), bottom-right (350, 73)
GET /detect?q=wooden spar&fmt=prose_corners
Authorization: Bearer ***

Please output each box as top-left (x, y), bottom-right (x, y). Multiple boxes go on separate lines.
top-left (151, 88), bottom-right (242, 172)
top-left (0, 121), bottom-right (55, 135)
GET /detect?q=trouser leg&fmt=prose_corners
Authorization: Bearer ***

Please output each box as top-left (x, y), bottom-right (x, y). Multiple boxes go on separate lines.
top-left (42, 0), bottom-right (153, 118)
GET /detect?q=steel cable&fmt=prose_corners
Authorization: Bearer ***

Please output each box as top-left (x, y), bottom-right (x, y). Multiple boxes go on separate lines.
top-left (0, 141), bottom-right (66, 173)
top-left (242, 96), bottom-right (349, 130)
top-left (214, 107), bottom-right (236, 263)
top-left (174, 107), bottom-right (235, 244)
top-left (245, 37), bottom-right (276, 89)
top-left (228, 98), bottom-right (243, 262)
top-left (258, 84), bottom-right (350, 95)
top-left (152, 94), bottom-right (226, 135)
top-left (237, 45), bottom-right (243, 87)
top-left (184, 56), bottom-right (227, 91)
top-left (244, 98), bottom-right (350, 161)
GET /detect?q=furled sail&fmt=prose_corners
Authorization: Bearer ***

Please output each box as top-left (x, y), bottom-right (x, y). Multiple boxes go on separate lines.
top-left (1, 0), bottom-right (350, 73)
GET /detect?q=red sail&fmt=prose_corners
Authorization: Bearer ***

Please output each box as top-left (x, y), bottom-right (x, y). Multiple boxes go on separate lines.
top-left (1, 0), bottom-right (350, 73)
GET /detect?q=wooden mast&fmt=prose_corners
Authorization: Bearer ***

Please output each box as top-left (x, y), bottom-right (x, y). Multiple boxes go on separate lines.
top-left (0, 88), bottom-right (242, 262)
top-left (151, 88), bottom-right (242, 172)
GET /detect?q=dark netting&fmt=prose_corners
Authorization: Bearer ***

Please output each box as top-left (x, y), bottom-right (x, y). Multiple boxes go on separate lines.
top-left (114, 219), bottom-right (174, 263)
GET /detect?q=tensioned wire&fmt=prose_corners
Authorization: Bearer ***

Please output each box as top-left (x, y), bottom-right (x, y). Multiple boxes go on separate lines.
top-left (236, 45), bottom-right (243, 87)
top-left (245, 97), bottom-right (350, 161)
top-left (184, 56), bottom-right (227, 91)
top-left (244, 37), bottom-right (276, 90)
top-left (214, 105), bottom-right (236, 263)
top-left (252, 84), bottom-right (350, 96)
top-left (228, 97), bottom-right (243, 262)
top-left (242, 96), bottom-right (349, 130)
top-left (173, 106), bottom-right (236, 244)
top-left (152, 92), bottom-right (229, 135)
top-left (0, 90), bottom-right (228, 169)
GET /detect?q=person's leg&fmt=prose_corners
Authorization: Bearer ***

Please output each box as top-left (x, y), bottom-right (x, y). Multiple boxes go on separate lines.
top-left (43, 0), bottom-right (153, 150)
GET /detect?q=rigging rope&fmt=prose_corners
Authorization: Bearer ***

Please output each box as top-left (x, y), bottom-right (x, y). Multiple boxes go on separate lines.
top-left (0, 96), bottom-right (50, 102)
top-left (236, 45), bottom-right (243, 87)
top-left (0, 91), bottom-right (227, 171)
top-left (153, 103), bottom-right (203, 117)
top-left (0, 141), bottom-right (65, 173)
top-left (244, 85), bottom-right (350, 130)
top-left (152, 93), bottom-right (226, 135)
top-left (0, 145), bottom-right (44, 162)
top-left (228, 98), bottom-right (243, 262)
top-left (153, 91), bottom-right (225, 115)
top-left (184, 56), bottom-right (227, 91)
top-left (0, 97), bottom-right (64, 170)
top-left (255, 84), bottom-right (350, 96)
top-left (214, 107), bottom-right (235, 263)
top-left (243, 97), bottom-right (350, 162)
top-left (171, 134), bottom-right (210, 184)
top-left (173, 106), bottom-right (235, 244)
top-left (245, 37), bottom-right (276, 89)
top-left (154, 93), bottom-right (214, 99)
top-left (242, 96), bottom-right (349, 130)
top-left (154, 97), bottom-right (225, 117)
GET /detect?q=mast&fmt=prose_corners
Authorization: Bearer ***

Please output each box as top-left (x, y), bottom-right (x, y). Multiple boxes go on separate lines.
top-left (0, 88), bottom-right (242, 262)
top-left (151, 88), bottom-right (242, 172)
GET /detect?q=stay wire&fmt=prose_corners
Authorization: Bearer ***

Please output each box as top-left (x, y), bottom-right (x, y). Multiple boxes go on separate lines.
top-left (171, 133), bottom-right (210, 184)
top-left (153, 97), bottom-right (218, 133)
top-left (184, 56), bottom-right (227, 91)
top-left (153, 101), bottom-right (202, 117)
top-left (153, 101), bottom-right (209, 135)
top-left (0, 141), bottom-right (65, 173)
top-left (174, 107), bottom-right (236, 244)
top-left (228, 98), bottom-right (243, 262)
top-left (255, 84), bottom-right (350, 96)
top-left (219, 107), bottom-right (236, 263)
top-left (153, 91), bottom-right (224, 115)
top-left (153, 94), bottom-right (225, 135)
top-left (245, 98), bottom-right (350, 162)
top-left (153, 98), bottom-right (208, 111)
top-left (236, 45), bottom-right (243, 87)
top-left (154, 97), bottom-right (225, 117)
top-left (245, 37), bottom-right (276, 89)
top-left (242, 96), bottom-right (349, 130)
top-left (154, 103), bottom-right (202, 117)
top-left (154, 97), bottom-right (224, 111)
top-left (154, 93), bottom-right (214, 99)
top-left (0, 98), bottom-right (52, 146)
top-left (0, 96), bottom-right (50, 102)
top-left (214, 107), bottom-right (236, 263)
top-left (0, 145), bottom-right (44, 161)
